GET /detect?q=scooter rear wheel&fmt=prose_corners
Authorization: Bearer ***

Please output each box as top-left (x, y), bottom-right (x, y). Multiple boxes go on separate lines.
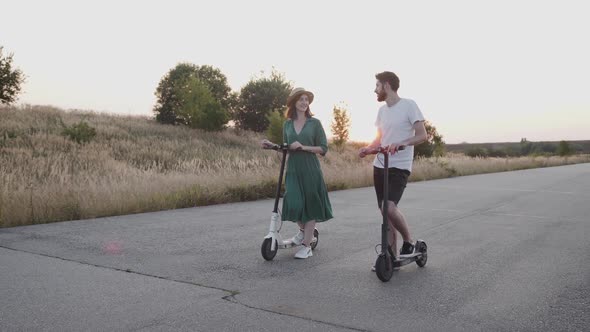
top-left (415, 241), bottom-right (428, 267)
top-left (261, 238), bottom-right (278, 261)
top-left (310, 229), bottom-right (319, 250)
top-left (375, 255), bottom-right (394, 282)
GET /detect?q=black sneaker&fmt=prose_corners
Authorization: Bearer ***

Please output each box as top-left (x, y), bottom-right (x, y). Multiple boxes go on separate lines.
top-left (400, 241), bottom-right (415, 255)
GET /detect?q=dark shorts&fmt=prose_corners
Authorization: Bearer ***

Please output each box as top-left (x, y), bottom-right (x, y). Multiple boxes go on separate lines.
top-left (373, 166), bottom-right (411, 209)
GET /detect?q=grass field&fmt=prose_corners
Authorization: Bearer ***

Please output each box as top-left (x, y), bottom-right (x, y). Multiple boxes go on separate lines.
top-left (2, 105), bottom-right (589, 227)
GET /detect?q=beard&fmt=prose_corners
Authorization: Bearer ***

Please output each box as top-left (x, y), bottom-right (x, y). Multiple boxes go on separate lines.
top-left (376, 90), bottom-right (387, 102)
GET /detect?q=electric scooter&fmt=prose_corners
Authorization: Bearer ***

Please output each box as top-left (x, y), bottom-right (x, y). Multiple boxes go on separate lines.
top-left (369, 145), bottom-right (427, 282)
top-left (260, 141), bottom-right (318, 261)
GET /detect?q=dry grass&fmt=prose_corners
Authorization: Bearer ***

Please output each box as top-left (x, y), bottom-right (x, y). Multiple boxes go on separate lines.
top-left (410, 153), bottom-right (590, 180)
top-left (1, 105), bottom-right (589, 227)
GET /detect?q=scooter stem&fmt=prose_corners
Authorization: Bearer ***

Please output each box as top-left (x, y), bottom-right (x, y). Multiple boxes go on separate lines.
top-left (273, 144), bottom-right (288, 213)
top-left (382, 150), bottom-right (390, 260)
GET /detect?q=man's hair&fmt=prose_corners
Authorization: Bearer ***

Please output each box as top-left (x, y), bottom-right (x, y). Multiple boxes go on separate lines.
top-left (375, 71), bottom-right (400, 92)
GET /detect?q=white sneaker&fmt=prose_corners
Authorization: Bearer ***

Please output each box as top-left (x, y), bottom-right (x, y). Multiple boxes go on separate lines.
top-left (290, 229), bottom-right (304, 246)
top-left (294, 246), bottom-right (313, 259)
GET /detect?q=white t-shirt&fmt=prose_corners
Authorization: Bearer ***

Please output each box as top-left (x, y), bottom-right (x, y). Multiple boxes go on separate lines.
top-left (373, 98), bottom-right (425, 171)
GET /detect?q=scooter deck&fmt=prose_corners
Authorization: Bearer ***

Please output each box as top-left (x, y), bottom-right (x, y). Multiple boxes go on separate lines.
top-left (277, 237), bottom-right (317, 249)
top-left (393, 252), bottom-right (423, 268)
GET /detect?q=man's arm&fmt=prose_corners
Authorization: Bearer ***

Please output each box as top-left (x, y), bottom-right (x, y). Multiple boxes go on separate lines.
top-left (368, 128), bottom-right (382, 149)
top-left (385, 121), bottom-right (427, 153)
top-left (400, 120), bottom-right (427, 147)
top-left (359, 128), bottom-right (382, 158)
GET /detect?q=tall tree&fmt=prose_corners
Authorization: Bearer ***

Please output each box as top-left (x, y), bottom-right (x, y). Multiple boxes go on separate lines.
top-left (330, 103), bottom-right (351, 149)
top-left (0, 47), bottom-right (26, 105)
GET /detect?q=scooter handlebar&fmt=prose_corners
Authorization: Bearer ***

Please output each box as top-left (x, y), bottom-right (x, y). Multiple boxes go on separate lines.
top-left (366, 145), bottom-right (406, 155)
top-left (262, 144), bottom-right (282, 151)
top-left (262, 141), bottom-right (289, 151)
top-left (262, 141), bottom-right (308, 152)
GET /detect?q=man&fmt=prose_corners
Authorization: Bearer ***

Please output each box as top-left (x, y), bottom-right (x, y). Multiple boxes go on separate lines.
top-left (359, 71), bottom-right (427, 268)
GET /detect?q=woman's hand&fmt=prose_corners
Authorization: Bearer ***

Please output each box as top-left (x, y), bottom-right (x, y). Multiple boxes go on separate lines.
top-left (261, 139), bottom-right (274, 149)
top-left (289, 141), bottom-right (304, 151)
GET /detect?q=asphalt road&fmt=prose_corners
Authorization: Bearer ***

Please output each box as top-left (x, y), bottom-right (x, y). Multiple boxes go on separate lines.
top-left (1, 163), bottom-right (589, 331)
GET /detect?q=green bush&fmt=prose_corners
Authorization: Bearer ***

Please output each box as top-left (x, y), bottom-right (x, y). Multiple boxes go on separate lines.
top-left (265, 110), bottom-right (284, 144)
top-left (415, 120), bottom-right (445, 158)
top-left (176, 77), bottom-right (229, 131)
top-left (465, 147), bottom-right (487, 158)
top-left (61, 121), bottom-right (97, 144)
top-left (487, 148), bottom-right (507, 157)
top-left (557, 140), bottom-right (572, 156)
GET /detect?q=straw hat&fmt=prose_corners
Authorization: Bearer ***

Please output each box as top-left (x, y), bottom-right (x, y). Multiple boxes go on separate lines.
top-left (286, 87), bottom-right (314, 106)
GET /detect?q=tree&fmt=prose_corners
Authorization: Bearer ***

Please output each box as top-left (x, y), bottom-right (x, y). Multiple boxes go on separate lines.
top-left (557, 140), bottom-right (572, 156)
top-left (192, 65), bottom-right (234, 111)
top-left (175, 77), bottom-right (228, 131)
top-left (0, 47), bottom-right (26, 105)
top-left (414, 120), bottom-right (445, 158)
top-left (153, 63), bottom-right (233, 125)
top-left (234, 70), bottom-right (292, 132)
top-left (330, 103), bottom-right (351, 149)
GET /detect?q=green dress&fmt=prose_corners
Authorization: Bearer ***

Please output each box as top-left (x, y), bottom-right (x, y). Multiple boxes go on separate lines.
top-left (282, 117), bottom-right (333, 223)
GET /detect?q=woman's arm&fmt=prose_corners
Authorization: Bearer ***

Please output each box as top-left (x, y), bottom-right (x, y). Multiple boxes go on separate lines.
top-left (299, 119), bottom-right (328, 155)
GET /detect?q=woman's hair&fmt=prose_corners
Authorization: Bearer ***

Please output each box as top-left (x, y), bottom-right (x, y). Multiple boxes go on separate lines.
top-left (284, 94), bottom-right (314, 119)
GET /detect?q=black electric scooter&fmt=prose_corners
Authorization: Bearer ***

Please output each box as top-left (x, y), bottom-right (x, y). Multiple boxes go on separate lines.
top-left (260, 141), bottom-right (319, 261)
top-left (369, 146), bottom-right (427, 282)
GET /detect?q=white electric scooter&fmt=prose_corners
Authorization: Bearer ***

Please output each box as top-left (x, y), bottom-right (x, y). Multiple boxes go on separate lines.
top-left (261, 141), bottom-right (318, 261)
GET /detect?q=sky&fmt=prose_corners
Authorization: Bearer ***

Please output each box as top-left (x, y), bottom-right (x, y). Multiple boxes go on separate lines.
top-left (2, 0), bottom-right (589, 144)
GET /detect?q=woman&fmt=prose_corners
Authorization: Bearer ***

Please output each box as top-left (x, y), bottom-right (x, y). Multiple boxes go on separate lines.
top-left (262, 87), bottom-right (333, 259)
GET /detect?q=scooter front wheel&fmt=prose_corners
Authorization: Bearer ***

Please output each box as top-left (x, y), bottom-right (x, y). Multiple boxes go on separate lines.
top-left (415, 241), bottom-right (428, 267)
top-left (375, 255), bottom-right (394, 282)
top-left (261, 238), bottom-right (278, 261)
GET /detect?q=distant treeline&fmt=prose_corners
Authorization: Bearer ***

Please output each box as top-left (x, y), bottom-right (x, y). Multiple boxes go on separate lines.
top-left (445, 140), bottom-right (590, 157)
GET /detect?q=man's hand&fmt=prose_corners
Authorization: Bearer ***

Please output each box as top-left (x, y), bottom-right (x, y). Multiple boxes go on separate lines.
top-left (386, 143), bottom-right (404, 154)
top-left (359, 146), bottom-right (378, 158)
top-left (358, 147), bottom-right (368, 158)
